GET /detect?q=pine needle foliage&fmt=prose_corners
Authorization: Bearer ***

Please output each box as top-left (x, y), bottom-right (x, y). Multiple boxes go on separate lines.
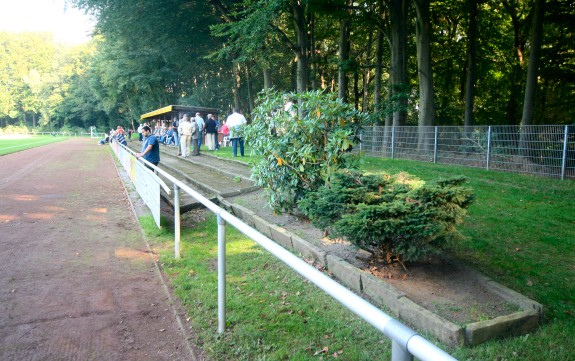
top-left (298, 169), bottom-right (475, 264)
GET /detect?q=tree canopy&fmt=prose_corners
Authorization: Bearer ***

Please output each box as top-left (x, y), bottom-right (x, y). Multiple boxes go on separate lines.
top-left (1, 0), bottom-right (574, 130)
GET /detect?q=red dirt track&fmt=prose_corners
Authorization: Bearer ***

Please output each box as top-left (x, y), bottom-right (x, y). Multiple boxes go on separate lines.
top-left (0, 138), bottom-right (199, 360)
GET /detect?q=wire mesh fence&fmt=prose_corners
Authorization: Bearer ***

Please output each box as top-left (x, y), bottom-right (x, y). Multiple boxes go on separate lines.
top-left (358, 125), bottom-right (575, 180)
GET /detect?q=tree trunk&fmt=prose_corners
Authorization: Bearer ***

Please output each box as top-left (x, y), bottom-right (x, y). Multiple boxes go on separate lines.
top-left (233, 63), bottom-right (241, 110)
top-left (291, 0), bottom-right (309, 94)
top-left (389, 0), bottom-right (408, 126)
top-left (362, 29), bottom-right (374, 111)
top-left (414, 0), bottom-right (435, 151)
top-left (263, 67), bottom-right (272, 89)
top-left (354, 68), bottom-right (360, 110)
top-left (374, 27), bottom-right (385, 123)
top-left (245, 64), bottom-right (254, 113)
top-left (520, 0), bottom-right (545, 155)
top-left (338, 4), bottom-right (351, 102)
top-left (521, 0), bottom-right (545, 127)
top-left (310, 13), bottom-right (317, 90)
top-left (464, 0), bottom-right (479, 131)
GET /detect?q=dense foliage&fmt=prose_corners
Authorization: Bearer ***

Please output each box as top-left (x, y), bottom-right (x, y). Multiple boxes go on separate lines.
top-left (246, 90), bottom-right (366, 212)
top-left (2, 1), bottom-right (575, 131)
top-left (298, 169), bottom-right (475, 264)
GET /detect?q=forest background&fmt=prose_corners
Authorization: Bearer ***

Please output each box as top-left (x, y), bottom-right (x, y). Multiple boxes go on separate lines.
top-left (0, 0), bottom-right (573, 133)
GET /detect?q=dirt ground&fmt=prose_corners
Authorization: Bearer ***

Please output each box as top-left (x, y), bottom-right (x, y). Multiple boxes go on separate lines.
top-left (0, 138), bottom-right (202, 361)
top-left (230, 190), bottom-right (516, 325)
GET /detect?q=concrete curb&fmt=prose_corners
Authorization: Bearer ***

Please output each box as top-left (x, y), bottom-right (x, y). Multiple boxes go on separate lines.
top-left (221, 198), bottom-right (544, 348)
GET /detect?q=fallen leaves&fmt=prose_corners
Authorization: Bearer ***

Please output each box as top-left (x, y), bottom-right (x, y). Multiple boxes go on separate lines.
top-left (309, 345), bottom-right (344, 358)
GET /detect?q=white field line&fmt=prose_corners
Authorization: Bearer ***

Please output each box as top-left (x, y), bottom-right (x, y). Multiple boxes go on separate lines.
top-left (0, 139), bottom-right (57, 151)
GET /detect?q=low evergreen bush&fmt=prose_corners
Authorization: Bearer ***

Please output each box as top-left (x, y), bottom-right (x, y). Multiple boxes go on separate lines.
top-left (298, 169), bottom-right (475, 265)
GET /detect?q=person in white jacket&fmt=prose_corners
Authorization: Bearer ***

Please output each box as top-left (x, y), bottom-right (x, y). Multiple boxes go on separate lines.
top-left (226, 108), bottom-right (247, 157)
top-left (178, 114), bottom-right (195, 157)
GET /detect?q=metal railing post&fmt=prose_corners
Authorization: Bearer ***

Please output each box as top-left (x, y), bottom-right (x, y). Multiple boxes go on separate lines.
top-left (561, 125), bottom-right (568, 180)
top-left (486, 126), bottom-right (492, 171)
top-left (392, 340), bottom-right (414, 361)
top-left (174, 184), bottom-right (181, 259)
top-left (391, 126), bottom-right (396, 159)
top-left (217, 214), bottom-right (227, 334)
top-left (433, 126), bottom-right (438, 163)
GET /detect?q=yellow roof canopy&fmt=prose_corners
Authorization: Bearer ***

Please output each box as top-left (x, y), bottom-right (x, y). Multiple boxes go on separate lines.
top-left (140, 105), bottom-right (220, 121)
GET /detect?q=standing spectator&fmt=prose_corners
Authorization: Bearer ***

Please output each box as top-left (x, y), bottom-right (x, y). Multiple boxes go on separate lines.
top-left (214, 114), bottom-right (221, 150)
top-left (115, 126), bottom-right (127, 146)
top-left (191, 116), bottom-right (201, 156)
top-left (220, 119), bottom-right (230, 147)
top-left (226, 108), bottom-right (247, 157)
top-left (178, 114), bottom-right (193, 157)
top-left (136, 125), bottom-right (160, 168)
top-left (204, 114), bottom-right (218, 151)
top-left (137, 123), bottom-right (143, 141)
top-left (194, 112), bottom-right (205, 151)
top-left (172, 116), bottom-right (180, 148)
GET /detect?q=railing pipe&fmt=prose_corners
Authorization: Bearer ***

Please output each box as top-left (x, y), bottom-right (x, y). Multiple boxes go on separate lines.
top-left (112, 142), bottom-right (458, 361)
top-left (220, 212), bottom-right (457, 361)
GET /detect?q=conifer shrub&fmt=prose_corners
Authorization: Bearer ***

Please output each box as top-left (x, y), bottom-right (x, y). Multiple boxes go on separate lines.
top-left (298, 169), bottom-right (475, 265)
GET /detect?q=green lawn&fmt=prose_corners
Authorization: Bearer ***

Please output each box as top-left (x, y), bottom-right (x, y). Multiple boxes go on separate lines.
top-left (0, 134), bottom-right (70, 155)
top-left (141, 156), bottom-right (574, 360)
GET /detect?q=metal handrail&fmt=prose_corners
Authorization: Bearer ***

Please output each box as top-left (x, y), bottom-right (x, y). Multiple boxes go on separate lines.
top-left (111, 141), bottom-right (458, 361)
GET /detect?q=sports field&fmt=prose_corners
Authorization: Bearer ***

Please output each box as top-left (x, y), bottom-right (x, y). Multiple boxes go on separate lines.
top-left (0, 134), bottom-right (70, 155)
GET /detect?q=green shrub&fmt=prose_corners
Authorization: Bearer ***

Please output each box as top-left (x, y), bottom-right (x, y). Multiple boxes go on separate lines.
top-left (298, 169), bottom-right (475, 265)
top-left (246, 89), bottom-right (367, 212)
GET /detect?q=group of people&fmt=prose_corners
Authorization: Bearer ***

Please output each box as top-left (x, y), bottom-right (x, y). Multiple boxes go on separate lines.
top-left (135, 108), bottom-right (248, 168)
top-left (176, 110), bottom-right (246, 158)
top-left (99, 126), bottom-right (129, 146)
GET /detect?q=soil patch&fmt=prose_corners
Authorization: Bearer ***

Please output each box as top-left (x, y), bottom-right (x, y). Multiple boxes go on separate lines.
top-left (228, 190), bottom-right (517, 325)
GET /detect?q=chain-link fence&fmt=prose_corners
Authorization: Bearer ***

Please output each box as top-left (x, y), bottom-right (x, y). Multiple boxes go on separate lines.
top-left (358, 125), bottom-right (575, 180)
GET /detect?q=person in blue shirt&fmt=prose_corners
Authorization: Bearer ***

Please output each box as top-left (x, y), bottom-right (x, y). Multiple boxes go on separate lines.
top-left (136, 125), bottom-right (160, 168)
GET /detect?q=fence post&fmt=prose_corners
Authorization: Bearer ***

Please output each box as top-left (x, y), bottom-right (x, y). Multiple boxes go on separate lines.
top-left (217, 214), bottom-right (227, 334)
top-left (433, 126), bottom-right (438, 163)
top-left (391, 126), bottom-right (396, 159)
top-left (486, 126), bottom-right (492, 171)
top-left (174, 184), bottom-right (181, 259)
top-left (561, 125), bottom-right (569, 180)
top-left (359, 129), bottom-right (363, 153)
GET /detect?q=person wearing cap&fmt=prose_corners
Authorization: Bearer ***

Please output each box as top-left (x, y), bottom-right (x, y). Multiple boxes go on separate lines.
top-left (136, 125), bottom-right (160, 167)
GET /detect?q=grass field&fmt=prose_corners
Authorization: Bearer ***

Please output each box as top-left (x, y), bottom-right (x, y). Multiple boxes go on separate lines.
top-left (139, 155), bottom-right (575, 360)
top-left (0, 135), bottom-right (70, 155)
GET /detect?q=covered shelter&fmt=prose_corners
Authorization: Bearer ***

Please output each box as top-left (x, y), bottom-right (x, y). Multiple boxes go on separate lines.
top-left (140, 105), bottom-right (220, 124)
top-left (140, 105), bottom-right (224, 146)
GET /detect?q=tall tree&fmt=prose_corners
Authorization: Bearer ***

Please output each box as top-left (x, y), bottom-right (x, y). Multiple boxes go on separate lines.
top-left (464, 0), bottom-right (479, 129)
top-left (520, 0), bottom-right (545, 127)
top-left (414, 0), bottom-right (435, 150)
top-left (388, 0), bottom-right (409, 126)
top-left (338, 3), bottom-right (351, 102)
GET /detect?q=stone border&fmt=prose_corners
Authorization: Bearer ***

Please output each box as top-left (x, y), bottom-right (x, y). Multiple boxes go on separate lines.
top-left (218, 197), bottom-right (543, 347)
